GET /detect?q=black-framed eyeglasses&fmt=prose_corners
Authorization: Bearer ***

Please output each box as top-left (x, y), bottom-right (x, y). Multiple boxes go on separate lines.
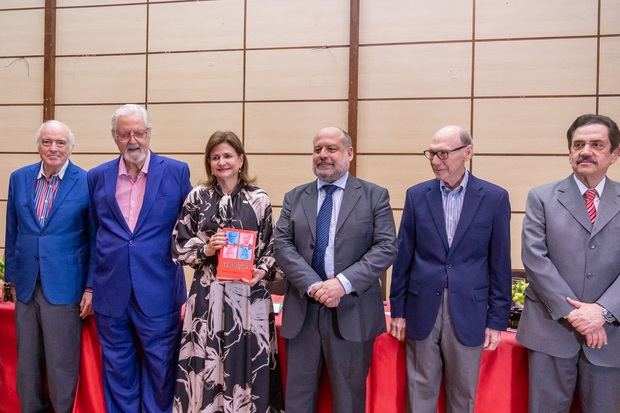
top-left (115, 129), bottom-right (150, 142)
top-left (423, 145), bottom-right (468, 160)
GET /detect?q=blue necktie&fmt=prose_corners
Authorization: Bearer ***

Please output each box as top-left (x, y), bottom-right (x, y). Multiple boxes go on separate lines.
top-left (311, 185), bottom-right (337, 281)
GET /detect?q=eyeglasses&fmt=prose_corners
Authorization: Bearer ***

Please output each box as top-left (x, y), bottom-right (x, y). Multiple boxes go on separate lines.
top-left (39, 138), bottom-right (68, 148)
top-left (423, 145), bottom-right (468, 160)
top-left (115, 129), bottom-right (150, 142)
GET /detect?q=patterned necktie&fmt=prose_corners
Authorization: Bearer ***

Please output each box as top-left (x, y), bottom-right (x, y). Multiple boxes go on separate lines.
top-left (584, 188), bottom-right (597, 224)
top-left (311, 185), bottom-right (338, 281)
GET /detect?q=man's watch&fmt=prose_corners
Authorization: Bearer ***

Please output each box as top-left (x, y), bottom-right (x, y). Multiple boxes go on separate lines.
top-left (601, 307), bottom-right (617, 324)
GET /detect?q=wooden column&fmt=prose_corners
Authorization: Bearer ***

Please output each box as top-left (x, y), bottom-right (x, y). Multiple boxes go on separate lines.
top-left (43, 0), bottom-right (56, 121)
top-left (348, 0), bottom-right (360, 175)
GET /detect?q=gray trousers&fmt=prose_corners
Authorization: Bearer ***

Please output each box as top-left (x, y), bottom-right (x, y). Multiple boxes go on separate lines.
top-left (285, 301), bottom-right (374, 413)
top-left (528, 349), bottom-right (620, 413)
top-left (406, 289), bottom-right (483, 413)
top-left (15, 283), bottom-right (81, 413)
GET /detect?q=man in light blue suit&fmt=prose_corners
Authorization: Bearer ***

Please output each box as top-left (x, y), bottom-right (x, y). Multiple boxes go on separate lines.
top-left (389, 126), bottom-right (512, 413)
top-left (88, 104), bottom-right (192, 413)
top-left (4, 120), bottom-right (92, 413)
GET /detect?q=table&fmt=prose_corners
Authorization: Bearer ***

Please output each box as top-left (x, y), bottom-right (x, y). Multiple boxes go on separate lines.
top-left (1, 297), bottom-right (580, 413)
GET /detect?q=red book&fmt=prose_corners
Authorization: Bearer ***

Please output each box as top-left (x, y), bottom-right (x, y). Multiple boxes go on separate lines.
top-left (216, 228), bottom-right (257, 281)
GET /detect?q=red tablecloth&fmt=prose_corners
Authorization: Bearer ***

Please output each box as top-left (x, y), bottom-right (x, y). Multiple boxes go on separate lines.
top-left (1, 297), bottom-right (580, 413)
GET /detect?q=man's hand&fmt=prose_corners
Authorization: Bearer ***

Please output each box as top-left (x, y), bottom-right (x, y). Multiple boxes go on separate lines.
top-left (483, 328), bottom-right (501, 350)
top-left (565, 297), bottom-right (605, 334)
top-left (79, 290), bottom-right (93, 319)
top-left (584, 326), bottom-right (608, 348)
top-left (313, 278), bottom-right (345, 308)
top-left (240, 268), bottom-right (267, 287)
top-left (389, 317), bottom-right (406, 342)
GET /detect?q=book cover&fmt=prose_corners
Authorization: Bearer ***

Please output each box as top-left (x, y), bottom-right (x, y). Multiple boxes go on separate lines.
top-left (216, 228), bottom-right (257, 281)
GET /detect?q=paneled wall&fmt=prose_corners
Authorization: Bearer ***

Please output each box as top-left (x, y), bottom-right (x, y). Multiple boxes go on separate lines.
top-left (1, 0), bottom-right (620, 278)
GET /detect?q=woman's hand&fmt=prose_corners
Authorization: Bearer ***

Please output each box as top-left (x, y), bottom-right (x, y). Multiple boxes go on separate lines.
top-left (239, 268), bottom-right (267, 287)
top-left (204, 230), bottom-right (227, 257)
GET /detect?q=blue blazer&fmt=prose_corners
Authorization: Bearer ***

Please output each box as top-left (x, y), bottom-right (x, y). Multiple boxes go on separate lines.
top-left (87, 152), bottom-right (192, 317)
top-left (4, 161), bottom-right (91, 304)
top-left (389, 174), bottom-right (512, 347)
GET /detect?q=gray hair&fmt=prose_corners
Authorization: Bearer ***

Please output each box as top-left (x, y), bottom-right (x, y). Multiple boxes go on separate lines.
top-left (35, 120), bottom-right (75, 149)
top-left (459, 128), bottom-right (473, 146)
top-left (110, 104), bottom-right (152, 136)
top-left (339, 128), bottom-right (353, 148)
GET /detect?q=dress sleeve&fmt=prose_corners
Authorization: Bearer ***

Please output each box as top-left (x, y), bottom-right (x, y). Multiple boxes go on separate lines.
top-left (253, 191), bottom-right (276, 280)
top-left (171, 188), bottom-right (213, 269)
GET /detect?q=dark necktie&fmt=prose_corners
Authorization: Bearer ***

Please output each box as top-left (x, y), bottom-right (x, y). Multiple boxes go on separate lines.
top-left (584, 188), bottom-right (597, 224)
top-left (311, 185), bottom-right (337, 281)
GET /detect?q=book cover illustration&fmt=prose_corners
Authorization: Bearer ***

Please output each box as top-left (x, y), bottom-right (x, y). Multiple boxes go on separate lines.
top-left (216, 228), bottom-right (257, 280)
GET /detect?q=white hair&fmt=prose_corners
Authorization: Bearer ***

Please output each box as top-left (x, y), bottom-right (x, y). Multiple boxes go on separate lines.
top-left (110, 104), bottom-right (152, 136)
top-left (35, 120), bottom-right (75, 149)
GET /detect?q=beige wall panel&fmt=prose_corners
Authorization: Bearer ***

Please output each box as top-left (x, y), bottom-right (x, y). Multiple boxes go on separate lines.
top-left (599, 97), bottom-right (620, 121)
top-left (0, 154), bottom-right (40, 199)
top-left (68, 154), bottom-right (121, 172)
top-left (55, 105), bottom-right (119, 153)
top-left (148, 51), bottom-right (243, 102)
top-left (599, 37), bottom-right (620, 95)
top-left (0, 202), bottom-right (5, 248)
top-left (160, 154), bottom-right (205, 187)
top-left (147, 103), bottom-right (243, 153)
top-left (511, 213), bottom-right (525, 270)
top-left (357, 100), bottom-right (471, 153)
top-left (0, 1), bottom-right (43, 8)
top-left (475, 39), bottom-right (597, 97)
top-left (359, 43), bottom-right (472, 99)
top-left (359, 0), bottom-right (472, 44)
top-left (0, 106), bottom-right (43, 151)
top-left (246, 48), bottom-right (349, 101)
top-left (473, 97), bottom-right (596, 154)
top-left (252, 155), bottom-right (316, 206)
top-left (56, 56), bottom-right (146, 104)
top-left (0, 57), bottom-right (43, 104)
top-left (601, 0), bottom-right (620, 35)
top-left (149, 1), bottom-right (243, 52)
top-left (245, 102), bottom-right (348, 153)
top-left (246, 0), bottom-right (349, 48)
top-left (474, 156), bottom-right (569, 211)
top-left (476, 0), bottom-right (597, 39)
top-left (57, 0), bottom-right (144, 5)
top-left (356, 155), bottom-right (435, 209)
top-left (0, 9), bottom-right (44, 56)
top-left (56, 5), bottom-right (146, 55)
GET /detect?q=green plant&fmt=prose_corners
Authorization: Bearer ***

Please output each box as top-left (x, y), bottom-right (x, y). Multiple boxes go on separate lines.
top-left (512, 278), bottom-right (528, 306)
top-left (0, 260), bottom-right (4, 280)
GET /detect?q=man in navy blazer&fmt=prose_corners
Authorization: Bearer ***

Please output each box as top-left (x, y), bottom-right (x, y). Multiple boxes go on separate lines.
top-left (389, 126), bottom-right (512, 413)
top-left (4, 120), bottom-right (92, 413)
top-left (88, 104), bottom-right (192, 413)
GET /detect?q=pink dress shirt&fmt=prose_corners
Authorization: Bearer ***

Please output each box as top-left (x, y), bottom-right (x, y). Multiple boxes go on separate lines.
top-left (115, 152), bottom-right (150, 232)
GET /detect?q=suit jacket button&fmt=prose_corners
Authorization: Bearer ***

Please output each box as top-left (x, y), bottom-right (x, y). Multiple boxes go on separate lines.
top-left (129, 240), bottom-right (134, 246)
top-left (435, 290), bottom-right (441, 296)
top-left (586, 272), bottom-right (592, 278)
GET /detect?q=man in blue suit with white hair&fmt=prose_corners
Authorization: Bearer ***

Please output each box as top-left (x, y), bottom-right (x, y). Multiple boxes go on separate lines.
top-left (4, 120), bottom-right (92, 413)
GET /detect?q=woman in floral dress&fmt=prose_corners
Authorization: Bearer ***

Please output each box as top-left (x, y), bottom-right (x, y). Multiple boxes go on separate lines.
top-left (171, 131), bottom-right (284, 413)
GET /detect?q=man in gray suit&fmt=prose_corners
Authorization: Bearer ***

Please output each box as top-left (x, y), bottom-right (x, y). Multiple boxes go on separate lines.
top-left (274, 126), bottom-right (397, 413)
top-left (517, 114), bottom-right (620, 412)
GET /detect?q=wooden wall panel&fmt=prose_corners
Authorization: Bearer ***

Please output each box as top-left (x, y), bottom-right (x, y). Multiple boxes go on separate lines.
top-left (54, 105), bottom-right (119, 153)
top-left (0, 9), bottom-right (44, 56)
top-left (149, 1), bottom-right (244, 52)
top-left (601, 0), bottom-right (620, 35)
top-left (473, 98), bottom-right (596, 154)
top-left (359, 43), bottom-right (472, 98)
top-left (147, 103), bottom-right (243, 153)
top-left (599, 37), bottom-right (620, 94)
top-left (356, 155), bottom-right (434, 209)
top-left (0, 57), bottom-right (44, 104)
top-left (148, 51), bottom-right (243, 102)
top-left (0, 106), bottom-right (43, 152)
top-left (475, 38), bottom-right (597, 96)
top-left (57, 0), bottom-right (143, 6)
top-left (56, 56), bottom-right (146, 104)
top-left (511, 213), bottom-right (525, 270)
top-left (0, 1), bottom-right (43, 9)
top-left (251, 155), bottom-right (316, 206)
top-left (56, 5), bottom-right (146, 55)
top-left (0, 154), bottom-right (41, 199)
top-left (476, 0), bottom-right (597, 38)
top-left (359, 0), bottom-right (472, 44)
top-left (244, 102), bottom-right (348, 153)
top-left (246, 48), bottom-right (349, 100)
top-left (599, 97), bottom-right (620, 121)
top-left (0, 202), bottom-right (5, 248)
top-left (246, 0), bottom-right (349, 48)
top-left (357, 100), bottom-right (471, 153)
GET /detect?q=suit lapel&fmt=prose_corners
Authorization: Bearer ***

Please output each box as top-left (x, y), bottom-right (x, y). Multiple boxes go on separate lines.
top-left (133, 153), bottom-right (164, 234)
top-left (104, 158), bottom-right (131, 234)
top-left (25, 164), bottom-right (40, 225)
top-left (448, 175), bottom-right (484, 254)
top-left (591, 179), bottom-right (620, 238)
top-left (301, 182), bottom-right (318, 241)
top-left (557, 176), bottom-right (592, 233)
top-left (336, 176), bottom-right (361, 233)
top-left (41, 162), bottom-right (78, 229)
top-left (425, 182), bottom-right (449, 252)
